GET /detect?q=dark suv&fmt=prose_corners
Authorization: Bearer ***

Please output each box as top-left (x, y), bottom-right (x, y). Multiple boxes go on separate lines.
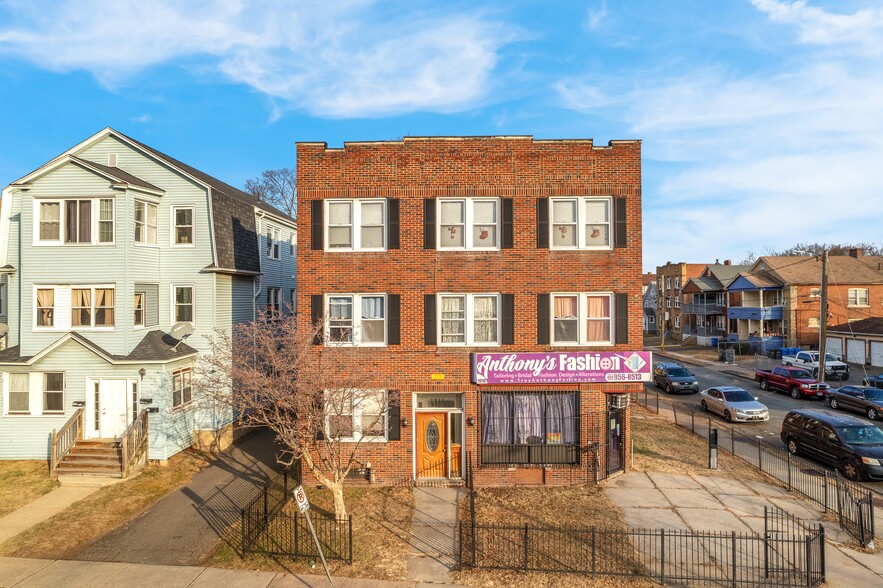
top-left (780, 408), bottom-right (883, 481)
top-left (653, 362), bottom-right (699, 394)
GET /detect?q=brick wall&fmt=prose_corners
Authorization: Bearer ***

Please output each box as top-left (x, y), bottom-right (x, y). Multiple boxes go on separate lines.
top-left (297, 136), bottom-right (642, 485)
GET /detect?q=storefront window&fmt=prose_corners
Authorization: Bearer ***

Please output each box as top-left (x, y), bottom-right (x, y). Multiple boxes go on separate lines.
top-left (481, 391), bottom-right (579, 464)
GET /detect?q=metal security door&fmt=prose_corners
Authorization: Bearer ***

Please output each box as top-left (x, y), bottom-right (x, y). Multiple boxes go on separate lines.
top-left (606, 409), bottom-right (624, 475)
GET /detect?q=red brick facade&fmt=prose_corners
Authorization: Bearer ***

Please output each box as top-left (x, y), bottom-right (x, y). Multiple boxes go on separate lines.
top-left (296, 136), bottom-right (643, 486)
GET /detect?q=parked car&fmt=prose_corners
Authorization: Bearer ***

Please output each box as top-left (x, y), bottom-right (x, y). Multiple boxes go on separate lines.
top-left (653, 362), bottom-right (699, 394)
top-left (700, 386), bottom-right (769, 423)
top-left (780, 408), bottom-right (883, 481)
top-left (826, 386), bottom-right (883, 420)
top-left (754, 366), bottom-right (829, 399)
top-left (782, 350), bottom-right (849, 380)
top-left (861, 374), bottom-right (883, 389)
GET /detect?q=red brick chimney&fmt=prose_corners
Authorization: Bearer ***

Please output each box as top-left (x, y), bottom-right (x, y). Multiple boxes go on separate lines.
top-left (849, 248), bottom-right (863, 258)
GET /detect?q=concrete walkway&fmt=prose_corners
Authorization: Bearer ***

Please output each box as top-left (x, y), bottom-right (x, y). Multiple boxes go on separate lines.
top-left (406, 487), bottom-right (461, 584)
top-left (0, 556), bottom-right (421, 588)
top-left (0, 486), bottom-right (99, 546)
top-left (75, 428), bottom-right (282, 566)
top-left (606, 471), bottom-right (883, 588)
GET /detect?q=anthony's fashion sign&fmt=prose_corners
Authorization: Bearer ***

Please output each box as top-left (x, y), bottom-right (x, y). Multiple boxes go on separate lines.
top-left (471, 351), bottom-right (653, 385)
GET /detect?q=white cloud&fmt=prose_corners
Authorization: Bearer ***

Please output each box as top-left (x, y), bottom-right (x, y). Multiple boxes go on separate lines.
top-left (0, 0), bottom-right (510, 118)
top-left (557, 1), bottom-right (883, 268)
top-left (585, 2), bottom-right (609, 32)
top-left (130, 114), bottom-right (152, 123)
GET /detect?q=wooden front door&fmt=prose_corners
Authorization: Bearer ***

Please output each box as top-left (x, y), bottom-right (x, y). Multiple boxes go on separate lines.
top-left (416, 412), bottom-right (447, 478)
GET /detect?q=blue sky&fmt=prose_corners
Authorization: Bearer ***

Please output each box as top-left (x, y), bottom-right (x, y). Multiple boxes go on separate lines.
top-left (1, 0), bottom-right (881, 272)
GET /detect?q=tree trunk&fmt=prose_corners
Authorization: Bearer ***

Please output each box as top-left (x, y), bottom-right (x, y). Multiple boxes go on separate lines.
top-left (330, 481), bottom-right (347, 519)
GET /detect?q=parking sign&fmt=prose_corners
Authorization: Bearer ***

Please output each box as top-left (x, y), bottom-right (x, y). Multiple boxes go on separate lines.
top-left (293, 485), bottom-right (310, 513)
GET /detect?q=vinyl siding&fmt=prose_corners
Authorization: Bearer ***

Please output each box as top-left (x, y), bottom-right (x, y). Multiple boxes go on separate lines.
top-left (257, 217), bottom-right (296, 315)
top-left (231, 275), bottom-right (255, 324)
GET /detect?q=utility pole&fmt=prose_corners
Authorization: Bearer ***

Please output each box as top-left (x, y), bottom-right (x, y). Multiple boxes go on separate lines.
top-left (818, 249), bottom-right (829, 383)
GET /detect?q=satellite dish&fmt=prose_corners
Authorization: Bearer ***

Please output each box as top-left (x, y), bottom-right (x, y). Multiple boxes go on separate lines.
top-left (0, 324), bottom-right (7, 336)
top-left (169, 322), bottom-right (195, 341)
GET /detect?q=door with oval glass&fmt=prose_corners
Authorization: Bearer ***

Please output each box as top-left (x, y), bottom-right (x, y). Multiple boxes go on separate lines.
top-left (416, 412), bottom-right (447, 478)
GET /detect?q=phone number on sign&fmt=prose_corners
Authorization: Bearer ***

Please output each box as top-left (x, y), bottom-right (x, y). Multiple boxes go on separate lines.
top-left (605, 373), bottom-right (647, 382)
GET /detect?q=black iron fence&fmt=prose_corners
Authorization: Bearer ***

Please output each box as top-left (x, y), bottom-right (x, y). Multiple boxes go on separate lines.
top-left (632, 390), bottom-right (876, 548)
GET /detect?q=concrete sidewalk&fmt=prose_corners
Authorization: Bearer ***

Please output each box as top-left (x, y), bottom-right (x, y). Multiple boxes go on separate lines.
top-left (75, 428), bottom-right (282, 566)
top-left (605, 471), bottom-right (883, 588)
top-left (406, 487), bottom-right (461, 584)
top-left (0, 486), bottom-right (99, 546)
top-left (0, 556), bottom-right (424, 588)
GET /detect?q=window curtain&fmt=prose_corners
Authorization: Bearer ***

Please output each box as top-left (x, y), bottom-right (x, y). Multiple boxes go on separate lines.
top-left (554, 296), bottom-right (578, 341)
top-left (71, 289), bottom-right (91, 327)
top-left (481, 393), bottom-right (512, 444)
top-left (79, 200), bottom-right (91, 242)
top-left (586, 296), bottom-right (611, 342)
top-left (514, 394), bottom-right (543, 444)
top-left (361, 296), bottom-right (384, 319)
top-left (441, 296), bottom-right (465, 342)
top-left (545, 393), bottom-right (577, 445)
top-left (37, 289), bottom-right (54, 326)
top-left (360, 296), bottom-right (385, 342)
top-left (40, 203), bottom-right (60, 240)
top-left (65, 200), bottom-right (78, 242)
top-left (473, 296), bottom-right (497, 342)
top-left (95, 288), bottom-right (114, 326)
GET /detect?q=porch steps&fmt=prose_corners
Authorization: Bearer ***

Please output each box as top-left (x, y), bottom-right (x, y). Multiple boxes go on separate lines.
top-left (414, 478), bottom-right (466, 488)
top-left (56, 439), bottom-right (123, 478)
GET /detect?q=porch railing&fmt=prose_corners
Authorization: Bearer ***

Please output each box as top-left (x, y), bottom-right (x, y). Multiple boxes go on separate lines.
top-left (50, 408), bottom-right (84, 477)
top-left (121, 408), bottom-right (149, 478)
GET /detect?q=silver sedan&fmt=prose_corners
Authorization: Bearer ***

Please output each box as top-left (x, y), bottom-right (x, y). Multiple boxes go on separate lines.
top-left (700, 386), bottom-right (770, 423)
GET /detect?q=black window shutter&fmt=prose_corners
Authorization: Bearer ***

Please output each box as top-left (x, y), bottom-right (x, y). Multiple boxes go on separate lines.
top-left (502, 294), bottom-right (515, 345)
top-left (310, 295), bottom-right (324, 345)
top-left (537, 293), bottom-right (550, 345)
top-left (424, 294), bottom-right (437, 345)
top-left (387, 390), bottom-right (401, 441)
top-left (614, 197), bottom-right (627, 248)
top-left (423, 198), bottom-right (436, 249)
top-left (315, 393), bottom-right (325, 440)
top-left (387, 294), bottom-right (401, 345)
top-left (536, 198), bottom-right (549, 249)
top-left (501, 198), bottom-right (514, 249)
top-left (311, 200), bottom-right (323, 250)
top-left (387, 199), bottom-right (400, 249)
top-left (615, 292), bottom-right (629, 344)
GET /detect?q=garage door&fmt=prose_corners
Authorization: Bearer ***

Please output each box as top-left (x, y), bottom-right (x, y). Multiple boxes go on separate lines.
top-left (846, 339), bottom-right (866, 364)
top-left (872, 341), bottom-right (883, 368)
top-left (826, 337), bottom-right (843, 359)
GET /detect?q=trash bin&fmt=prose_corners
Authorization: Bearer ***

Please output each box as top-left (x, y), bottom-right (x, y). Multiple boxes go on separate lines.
top-left (711, 338), bottom-right (719, 348)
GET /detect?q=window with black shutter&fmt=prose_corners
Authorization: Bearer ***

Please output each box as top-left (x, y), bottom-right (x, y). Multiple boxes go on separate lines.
top-left (387, 390), bottom-right (401, 441)
top-left (310, 295), bottom-right (323, 344)
top-left (615, 292), bottom-right (629, 343)
top-left (424, 294), bottom-right (437, 345)
top-left (502, 294), bottom-right (515, 345)
top-left (614, 197), bottom-right (627, 248)
top-left (310, 200), bottom-right (323, 250)
top-left (387, 199), bottom-right (400, 249)
top-left (501, 198), bottom-right (514, 249)
top-left (387, 294), bottom-right (401, 345)
top-left (536, 198), bottom-right (549, 248)
top-left (423, 198), bottom-right (436, 249)
top-left (537, 293), bottom-right (550, 344)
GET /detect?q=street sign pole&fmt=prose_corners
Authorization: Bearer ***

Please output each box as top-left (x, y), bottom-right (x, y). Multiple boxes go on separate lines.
top-left (293, 485), bottom-right (334, 587)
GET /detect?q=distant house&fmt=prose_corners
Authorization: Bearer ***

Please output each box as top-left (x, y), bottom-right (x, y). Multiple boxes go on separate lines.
top-left (655, 262), bottom-right (705, 341)
top-left (642, 273), bottom-right (657, 333)
top-left (681, 261), bottom-right (749, 346)
top-left (0, 128), bottom-right (296, 471)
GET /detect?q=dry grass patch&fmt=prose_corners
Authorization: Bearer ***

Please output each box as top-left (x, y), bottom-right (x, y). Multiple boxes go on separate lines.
top-left (0, 449), bottom-right (211, 558)
top-left (206, 485), bottom-right (413, 582)
top-left (632, 405), bottom-right (779, 484)
top-left (0, 461), bottom-right (58, 518)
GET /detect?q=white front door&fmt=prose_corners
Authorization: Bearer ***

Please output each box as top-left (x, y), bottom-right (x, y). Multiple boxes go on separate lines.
top-left (99, 380), bottom-right (129, 438)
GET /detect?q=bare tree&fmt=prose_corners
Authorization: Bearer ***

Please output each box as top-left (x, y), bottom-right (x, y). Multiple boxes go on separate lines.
top-left (245, 168), bottom-right (297, 218)
top-left (197, 313), bottom-right (390, 519)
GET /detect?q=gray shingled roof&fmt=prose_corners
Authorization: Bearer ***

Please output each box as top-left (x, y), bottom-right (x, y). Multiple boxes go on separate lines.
top-left (0, 330), bottom-right (197, 364)
top-left (113, 130), bottom-right (294, 274)
top-left (757, 256), bottom-right (883, 285)
top-left (828, 317), bottom-right (883, 336)
top-left (70, 156), bottom-right (163, 193)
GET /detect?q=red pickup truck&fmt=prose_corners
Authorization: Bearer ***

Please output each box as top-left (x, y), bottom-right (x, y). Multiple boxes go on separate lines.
top-left (754, 366), bottom-right (830, 399)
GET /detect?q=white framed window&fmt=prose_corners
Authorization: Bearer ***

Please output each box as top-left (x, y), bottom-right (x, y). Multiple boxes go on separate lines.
top-left (666, 277), bottom-right (671, 289)
top-left (674, 277), bottom-right (680, 289)
top-left (674, 297), bottom-right (680, 308)
top-left (809, 288), bottom-right (820, 298)
top-left (43, 373), bottom-right (64, 413)
top-left (674, 315), bottom-right (680, 329)
top-left (326, 294), bottom-right (386, 346)
top-left (666, 296), bottom-right (671, 308)
top-left (267, 287), bottom-right (281, 315)
top-left (134, 292), bottom-right (145, 327)
top-left (326, 389), bottom-right (387, 442)
top-left (437, 198), bottom-right (500, 249)
top-left (649, 316), bottom-right (655, 324)
top-left (6, 373), bottom-right (30, 414)
top-left (172, 206), bottom-right (194, 246)
top-left (549, 196), bottom-right (611, 249)
top-left (325, 199), bottom-right (386, 251)
top-left (267, 226), bottom-right (281, 259)
top-left (0, 282), bottom-right (5, 316)
top-left (551, 292), bottom-right (613, 345)
top-left (34, 198), bottom-right (115, 245)
top-left (289, 233), bottom-right (295, 256)
top-left (35, 288), bottom-right (55, 328)
top-left (172, 285), bottom-right (194, 324)
top-left (848, 288), bottom-right (869, 307)
top-left (808, 317), bottom-right (820, 328)
top-left (438, 293), bottom-right (500, 346)
top-left (71, 287), bottom-right (115, 328)
top-left (134, 200), bottom-right (158, 245)
top-left (172, 368), bottom-right (192, 408)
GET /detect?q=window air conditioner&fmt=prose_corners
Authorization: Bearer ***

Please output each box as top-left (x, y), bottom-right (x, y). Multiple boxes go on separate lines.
top-left (609, 394), bottom-right (630, 409)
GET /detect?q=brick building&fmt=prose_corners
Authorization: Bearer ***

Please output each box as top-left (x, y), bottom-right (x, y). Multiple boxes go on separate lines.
top-left (655, 262), bottom-right (706, 341)
top-left (297, 136), bottom-right (646, 486)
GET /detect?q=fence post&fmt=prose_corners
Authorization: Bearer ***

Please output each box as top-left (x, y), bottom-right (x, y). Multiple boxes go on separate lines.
top-left (523, 524), bottom-right (529, 571)
top-left (294, 512), bottom-right (299, 558)
top-left (836, 476), bottom-right (843, 529)
top-left (857, 498), bottom-right (866, 548)
top-left (764, 506), bottom-right (769, 579)
top-left (660, 529), bottom-right (665, 584)
top-left (263, 485), bottom-right (269, 528)
top-left (731, 425), bottom-right (735, 454)
top-left (349, 514), bottom-right (354, 565)
top-left (823, 471), bottom-right (829, 511)
top-left (240, 509), bottom-right (246, 558)
top-left (819, 525), bottom-right (826, 583)
top-left (805, 534), bottom-right (812, 587)
top-left (867, 491), bottom-right (876, 542)
top-left (459, 522), bottom-right (463, 570)
top-left (591, 526), bottom-right (596, 579)
top-left (757, 437), bottom-right (763, 471)
top-left (731, 531), bottom-right (737, 588)
top-left (691, 409), bottom-right (695, 434)
top-left (787, 451), bottom-right (792, 491)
